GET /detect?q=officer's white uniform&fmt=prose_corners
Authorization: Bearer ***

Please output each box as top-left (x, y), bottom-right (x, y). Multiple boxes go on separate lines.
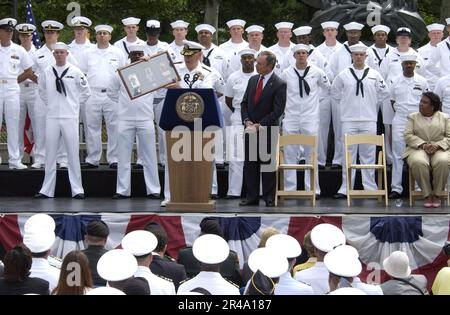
top-left (352, 277), bottom-right (383, 295)
top-left (281, 54), bottom-right (330, 194)
top-left (135, 265), bottom-right (176, 295)
top-left (389, 69), bottom-right (428, 195)
top-left (275, 271), bottom-right (314, 295)
top-left (332, 58), bottom-right (390, 195)
top-left (434, 74), bottom-right (450, 114)
top-left (68, 39), bottom-right (94, 63)
top-left (225, 67), bottom-right (256, 197)
top-left (177, 271), bottom-right (240, 295)
top-left (38, 56), bottom-right (89, 197)
top-left (78, 28), bottom-right (127, 166)
top-left (294, 261), bottom-right (330, 295)
top-left (30, 257), bottom-right (60, 291)
top-left (108, 54), bottom-right (160, 197)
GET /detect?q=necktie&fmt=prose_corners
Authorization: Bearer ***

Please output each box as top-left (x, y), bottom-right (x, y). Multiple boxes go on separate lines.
top-left (52, 66), bottom-right (70, 97)
top-left (349, 67), bottom-right (370, 97)
top-left (294, 66), bottom-right (311, 98)
top-left (203, 48), bottom-right (214, 67)
top-left (254, 75), bottom-right (264, 104)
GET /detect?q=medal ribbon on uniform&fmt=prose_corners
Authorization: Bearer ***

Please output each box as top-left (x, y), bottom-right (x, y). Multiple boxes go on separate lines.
top-left (52, 66), bottom-right (70, 97)
top-left (349, 67), bottom-right (370, 97)
top-left (293, 66), bottom-right (311, 98)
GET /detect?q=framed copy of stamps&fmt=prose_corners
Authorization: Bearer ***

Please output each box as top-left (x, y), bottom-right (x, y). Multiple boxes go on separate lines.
top-left (118, 51), bottom-right (180, 99)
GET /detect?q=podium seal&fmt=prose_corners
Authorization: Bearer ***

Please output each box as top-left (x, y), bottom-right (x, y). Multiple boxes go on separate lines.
top-left (176, 92), bottom-right (205, 122)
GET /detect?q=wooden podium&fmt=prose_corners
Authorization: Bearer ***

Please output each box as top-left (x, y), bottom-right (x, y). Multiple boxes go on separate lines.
top-left (160, 89), bottom-right (223, 212)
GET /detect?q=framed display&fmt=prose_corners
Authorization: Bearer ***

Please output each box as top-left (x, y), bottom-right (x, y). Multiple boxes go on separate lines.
top-left (118, 51), bottom-right (180, 99)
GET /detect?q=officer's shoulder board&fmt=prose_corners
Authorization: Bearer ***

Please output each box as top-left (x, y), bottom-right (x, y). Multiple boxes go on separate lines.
top-left (201, 66), bottom-right (212, 73)
top-left (48, 255), bottom-right (62, 269)
top-left (225, 278), bottom-right (240, 288)
top-left (297, 279), bottom-right (312, 287)
top-left (179, 278), bottom-right (189, 285)
top-left (164, 254), bottom-right (176, 262)
top-left (155, 274), bottom-right (173, 282)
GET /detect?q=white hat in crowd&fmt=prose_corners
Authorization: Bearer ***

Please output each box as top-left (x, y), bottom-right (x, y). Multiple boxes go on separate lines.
top-left (400, 54), bottom-right (418, 62)
top-left (446, 17), bottom-right (450, 25)
top-left (383, 251), bottom-right (411, 279)
top-left (15, 23), bottom-right (35, 34)
top-left (52, 42), bottom-right (69, 51)
top-left (246, 25), bottom-right (264, 33)
top-left (238, 48), bottom-right (257, 57)
top-left (195, 24), bottom-right (216, 34)
top-left (122, 17), bottom-right (140, 26)
top-left (371, 25), bottom-right (390, 34)
top-left (426, 23), bottom-right (445, 32)
top-left (24, 214), bottom-right (56, 234)
top-left (42, 20), bottom-right (64, 31)
top-left (23, 229), bottom-right (56, 253)
top-left (310, 223), bottom-right (346, 252)
top-left (226, 19), bottom-right (246, 28)
top-left (324, 245), bottom-right (362, 277)
top-left (121, 230), bottom-right (157, 256)
top-left (192, 234), bottom-right (229, 264)
top-left (171, 20), bottom-right (189, 29)
top-left (293, 26), bottom-right (312, 36)
top-left (247, 247), bottom-right (289, 277)
top-left (71, 16), bottom-right (92, 27)
top-left (292, 44), bottom-right (310, 54)
top-left (146, 19), bottom-right (160, 28)
top-left (94, 25), bottom-right (113, 33)
top-left (396, 27), bottom-right (411, 36)
top-left (329, 287), bottom-right (367, 295)
top-left (97, 249), bottom-right (138, 282)
top-left (0, 18), bottom-right (16, 29)
top-left (86, 287), bottom-right (126, 295)
top-left (343, 22), bottom-right (364, 31)
top-left (128, 44), bottom-right (145, 53)
top-left (181, 40), bottom-right (205, 56)
top-left (275, 22), bottom-right (294, 30)
top-left (321, 21), bottom-right (339, 30)
top-left (265, 234), bottom-right (302, 259)
top-left (349, 43), bottom-right (368, 53)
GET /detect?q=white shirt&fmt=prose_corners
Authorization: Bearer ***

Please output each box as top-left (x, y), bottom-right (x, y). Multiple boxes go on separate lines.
top-left (68, 39), bottom-right (95, 63)
top-left (268, 41), bottom-right (296, 75)
top-left (281, 63), bottom-right (330, 121)
top-left (0, 42), bottom-right (33, 80)
top-left (228, 44), bottom-right (266, 75)
top-left (418, 42), bottom-right (441, 90)
top-left (225, 69), bottom-right (256, 110)
top-left (135, 266), bottom-right (176, 295)
top-left (379, 47), bottom-right (424, 82)
top-left (219, 39), bottom-right (249, 60)
top-left (294, 261), bottom-right (330, 295)
top-left (283, 44), bottom-right (328, 71)
top-left (177, 271), bottom-right (240, 295)
top-left (367, 44), bottom-right (394, 72)
top-left (331, 65), bottom-right (389, 122)
top-left (426, 37), bottom-right (450, 78)
top-left (39, 62), bottom-right (90, 119)
top-left (327, 41), bottom-right (364, 80)
top-left (202, 44), bottom-right (230, 80)
top-left (317, 41), bottom-right (343, 61)
top-left (32, 44), bottom-right (78, 79)
top-left (169, 41), bottom-right (185, 63)
top-left (176, 62), bottom-right (225, 94)
top-left (434, 74), bottom-right (450, 114)
top-left (275, 272), bottom-right (314, 295)
top-left (352, 277), bottom-right (383, 295)
top-left (113, 36), bottom-right (146, 57)
top-left (390, 73), bottom-right (429, 117)
top-left (30, 257), bottom-right (60, 292)
top-left (19, 44), bottom-right (37, 89)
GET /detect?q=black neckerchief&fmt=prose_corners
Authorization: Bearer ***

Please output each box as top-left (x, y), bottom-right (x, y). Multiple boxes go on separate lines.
top-left (203, 48), bottom-right (214, 67)
top-left (309, 48), bottom-right (314, 55)
top-left (122, 41), bottom-right (130, 56)
top-left (293, 66), bottom-right (311, 98)
top-left (372, 47), bottom-right (390, 66)
top-left (52, 66), bottom-right (70, 97)
top-left (349, 67), bottom-right (370, 97)
top-left (446, 41), bottom-right (450, 52)
top-left (344, 44), bottom-right (353, 62)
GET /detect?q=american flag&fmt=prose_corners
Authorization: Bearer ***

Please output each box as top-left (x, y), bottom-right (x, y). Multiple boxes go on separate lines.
top-left (26, 0), bottom-right (41, 48)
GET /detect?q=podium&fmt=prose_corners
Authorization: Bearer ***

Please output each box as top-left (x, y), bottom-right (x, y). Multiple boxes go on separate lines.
top-left (160, 89), bottom-right (223, 211)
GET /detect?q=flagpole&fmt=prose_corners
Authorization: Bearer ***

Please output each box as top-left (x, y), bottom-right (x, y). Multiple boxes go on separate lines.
top-left (12, 0), bottom-right (18, 19)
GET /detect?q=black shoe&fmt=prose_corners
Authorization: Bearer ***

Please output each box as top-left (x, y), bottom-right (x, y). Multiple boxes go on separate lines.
top-left (73, 193), bottom-right (85, 199)
top-left (133, 164), bottom-right (143, 170)
top-left (331, 164), bottom-right (342, 169)
top-left (216, 163), bottom-right (225, 170)
top-left (239, 199), bottom-right (259, 206)
top-left (298, 159), bottom-right (306, 165)
top-left (81, 163), bottom-right (98, 169)
top-left (146, 193), bottom-right (161, 199)
top-left (389, 191), bottom-right (401, 199)
top-left (34, 193), bottom-right (50, 199)
top-left (211, 194), bottom-right (218, 200)
top-left (112, 193), bottom-right (130, 199)
top-left (315, 194), bottom-right (321, 200)
top-left (318, 165), bottom-right (325, 170)
top-left (226, 195), bottom-right (240, 200)
top-left (333, 193), bottom-right (346, 199)
top-left (158, 163), bottom-right (165, 168)
top-left (109, 163), bottom-right (118, 169)
top-left (265, 200), bottom-right (275, 207)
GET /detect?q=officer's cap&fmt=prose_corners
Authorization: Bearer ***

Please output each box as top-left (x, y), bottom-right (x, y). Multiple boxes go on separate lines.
top-left (195, 24), bottom-right (216, 34)
top-left (192, 234), bottom-right (229, 264)
top-left (321, 21), bottom-right (339, 30)
top-left (245, 25), bottom-right (264, 34)
top-left (86, 287), bottom-right (126, 295)
top-left (371, 25), bottom-right (390, 35)
top-left (42, 20), bottom-right (63, 31)
top-left (248, 247), bottom-right (288, 278)
top-left (94, 25), bottom-right (113, 34)
top-left (122, 17), bottom-right (140, 26)
top-left (343, 22), bottom-right (364, 31)
top-left (349, 43), bottom-right (368, 53)
top-left (266, 234), bottom-right (302, 259)
top-left (23, 229), bottom-right (56, 253)
top-left (226, 19), bottom-right (246, 28)
top-left (121, 230), bottom-right (157, 257)
top-left (24, 214), bottom-right (56, 234)
top-left (275, 22), bottom-right (294, 30)
top-left (396, 27), bottom-right (411, 37)
top-left (15, 23), bottom-right (35, 34)
top-left (71, 16), bottom-right (92, 28)
top-left (0, 18), bottom-right (17, 30)
top-left (426, 23), bottom-right (445, 32)
top-left (180, 40), bottom-right (205, 56)
top-left (171, 20), bottom-right (189, 29)
top-left (324, 245), bottom-right (362, 278)
top-left (293, 26), bottom-right (312, 36)
top-left (97, 249), bottom-right (138, 282)
top-left (310, 223), bottom-right (346, 253)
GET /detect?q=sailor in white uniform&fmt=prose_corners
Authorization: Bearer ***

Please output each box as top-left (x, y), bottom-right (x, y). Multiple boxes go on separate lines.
top-left (424, 18), bottom-right (450, 79)
top-left (68, 16), bottom-right (95, 63)
top-left (169, 20), bottom-right (189, 63)
top-left (418, 23), bottom-right (445, 90)
top-left (366, 25), bottom-right (393, 72)
top-left (113, 17), bottom-right (146, 57)
top-left (219, 19), bottom-right (249, 60)
top-left (268, 22), bottom-right (295, 75)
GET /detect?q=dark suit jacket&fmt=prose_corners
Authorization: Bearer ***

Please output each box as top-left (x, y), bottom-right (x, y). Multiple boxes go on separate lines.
top-left (177, 247), bottom-right (242, 287)
top-left (150, 254), bottom-right (187, 291)
top-left (241, 72), bottom-right (286, 127)
top-left (82, 245), bottom-right (108, 287)
top-left (0, 276), bottom-right (49, 295)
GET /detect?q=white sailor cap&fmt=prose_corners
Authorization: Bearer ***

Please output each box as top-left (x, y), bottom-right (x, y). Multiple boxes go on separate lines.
top-left (238, 48), bottom-right (257, 57)
top-left (128, 44), bottom-right (145, 53)
top-left (181, 40), bottom-right (205, 56)
top-left (324, 245), bottom-right (362, 277)
top-left (71, 16), bottom-right (92, 28)
top-left (349, 43), bottom-right (368, 53)
top-left (97, 249), bottom-right (138, 282)
top-left (446, 18), bottom-right (450, 25)
top-left (121, 230), bottom-right (157, 256)
top-left (226, 19), bottom-right (246, 28)
top-left (248, 247), bottom-right (289, 278)
top-left (292, 44), bottom-right (310, 54)
top-left (171, 20), bottom-right (189, 29)
top-left (310, 223), bottom-right (346, 253)
top-left (426, 23), bottom-right (445, 32)
top-left (329, 288), bottom-right (367, 295)
top-left (52, 42), bottom-right (69, 51)
top-left (383, 251), bottom-right (411, 279)
top-left (195, 24), bottom-right (216, 34)
top-left (266, 234), bottom-right (302, 259)
top-left (42, 20), bottom-right (63, 31)
top-left (86, 287), bottom-right (126, 295)
top-left (371, 24), bottom-right (390, 34)
top-left (275, 22), bottom-right (294, 30)
top-left (192, 234), bottom-right (229, 264)
top-left (343, 22), bottom-right (364, 31)
top-left (400, 54), bottom-right (418, 62)
top-left (0, 18), bottom-right (17, 30)
top-left (293, 26), bottom-right (312, 36)
top-left (321, 21), bottom-right (339, 30)
top-left (122, 17), bottom-right (141, 26)
top-left (23, 230), bottom-right (56, 253)
top-left (146, 20), bottom-right (160, 28)
top-left (94, 25), bottom-right (113, 33)
top-left (15, 23), bottom-right (36, 34)
top-left (24, 214), bottom-right (56, 234)
top-left (396, 27), bottom-right (411, 36)
top-left (245, 25), bottom-right (264, 33)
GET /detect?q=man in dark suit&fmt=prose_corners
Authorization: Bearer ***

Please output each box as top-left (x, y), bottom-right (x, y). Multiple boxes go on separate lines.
top-left (240, 51), bottom-right (287, 207)
top-left (145, 221), bottom-right (188, 291)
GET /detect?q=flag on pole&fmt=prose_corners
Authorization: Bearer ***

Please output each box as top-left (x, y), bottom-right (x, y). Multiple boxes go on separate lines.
top-left (26, 0), bottom-right (41, 48)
